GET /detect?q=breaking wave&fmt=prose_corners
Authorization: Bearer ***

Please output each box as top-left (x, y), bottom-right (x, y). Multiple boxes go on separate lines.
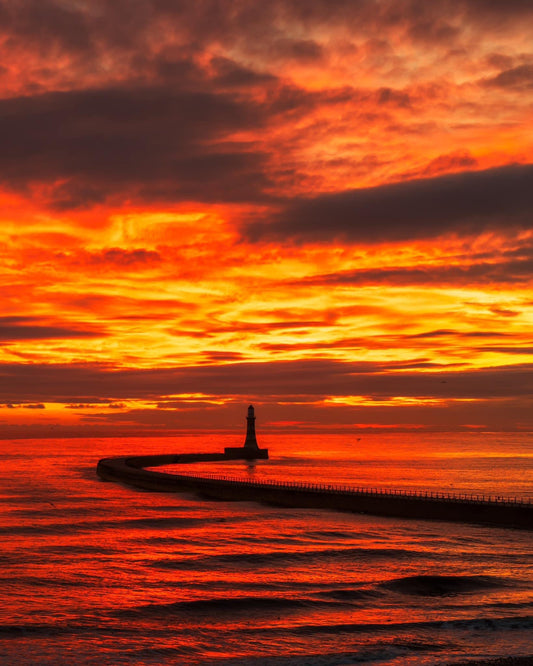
top-left (379, 574), bottom-right (510, 596)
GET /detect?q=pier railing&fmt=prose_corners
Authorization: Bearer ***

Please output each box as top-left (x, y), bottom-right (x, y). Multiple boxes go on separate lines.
top-left (168, 471), bottom-right (532, 507)
top-left (98, 455), bottom-right (533, 528)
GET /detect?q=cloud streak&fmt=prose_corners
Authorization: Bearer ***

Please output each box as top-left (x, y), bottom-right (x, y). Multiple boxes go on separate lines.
top-left (0, 359), bottom-right (531, 403)
top-left (246, 164), bottom-right (533, 243)
top-left (0, 317), bottom-right (105, 341)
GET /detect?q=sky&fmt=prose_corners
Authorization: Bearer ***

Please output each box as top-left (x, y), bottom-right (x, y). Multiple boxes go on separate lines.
top-left (0, 0), bottom-right (532, 438)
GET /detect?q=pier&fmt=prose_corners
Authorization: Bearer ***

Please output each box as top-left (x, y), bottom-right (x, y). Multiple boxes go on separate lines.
top-left (96, 405), bottom-right (532, 530)
top-left (96, 451), bottom-right (533, 530)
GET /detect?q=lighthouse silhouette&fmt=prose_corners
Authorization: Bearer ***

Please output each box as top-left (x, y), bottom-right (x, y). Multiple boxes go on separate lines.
top-left (224, 404), bottom-right (268, 459)
top-left (244, 404), bottom-right (259, 449)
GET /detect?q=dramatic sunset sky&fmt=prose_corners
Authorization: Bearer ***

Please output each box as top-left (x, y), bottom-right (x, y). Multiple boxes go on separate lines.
top-left (0, 0), bottom-right (532, 437)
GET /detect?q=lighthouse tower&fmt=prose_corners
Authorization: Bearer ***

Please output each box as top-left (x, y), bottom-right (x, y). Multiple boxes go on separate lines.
top-left (244, 404), bottom-right (259, 449)
top-left (224, 404), bottom-right (269, 459)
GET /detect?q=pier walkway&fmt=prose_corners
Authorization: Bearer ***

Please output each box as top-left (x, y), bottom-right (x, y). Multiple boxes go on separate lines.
top-left (96, 452), bottom-right (533, 530)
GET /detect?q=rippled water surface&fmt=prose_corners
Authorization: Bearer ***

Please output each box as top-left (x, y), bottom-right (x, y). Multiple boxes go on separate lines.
top-left (1, 433), bottom-right (532, 665)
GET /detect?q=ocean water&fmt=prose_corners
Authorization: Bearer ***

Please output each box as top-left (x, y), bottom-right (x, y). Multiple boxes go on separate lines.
top-left (1, 433), bottom-right (532, 665)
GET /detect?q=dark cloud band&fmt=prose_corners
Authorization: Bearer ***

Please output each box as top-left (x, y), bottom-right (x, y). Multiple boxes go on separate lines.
top-left (0, 359), bottom-right (531, 403)
top-left (245, 164), bottom-right (533, 243)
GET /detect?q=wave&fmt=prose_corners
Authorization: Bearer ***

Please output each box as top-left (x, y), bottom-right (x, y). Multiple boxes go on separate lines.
top-left (147, 545), bottom-right (418, 571)
top-left (0, 623), bottom-right (66, 637)
top-left (116, 595), bottom-right (315, 618)
top-left (116, 516), bottom-right (205, 529)
top-left (0, 515), bottom-right (206, 536)
top-left (304, 529), bottom-right (353, 539)
top-left (123, 646), bottom-right (199, 661)
top-left (315, 588), bottom-right (383, 602)
top-left (129, 642), bottom-right (451, 666)
top-left (37, 544), bottom-right (117, 555)
top-left (140, 535), bottom-right (192, 545)
top-left (379, 574), bottom-right (510, 596)
top-left (286, 614), bottom-right (533, 636)
top-left (0, 622), bottom-right (99, 637)
top-left (1, 575), bottom-right (102, 588)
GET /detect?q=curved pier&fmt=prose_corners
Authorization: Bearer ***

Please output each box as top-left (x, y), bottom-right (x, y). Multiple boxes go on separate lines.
top-left (97, 452), bottom-right (533, 530)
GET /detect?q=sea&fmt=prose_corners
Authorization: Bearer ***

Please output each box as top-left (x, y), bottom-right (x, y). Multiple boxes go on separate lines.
top-left (1, 432), bottom-right (532, 666)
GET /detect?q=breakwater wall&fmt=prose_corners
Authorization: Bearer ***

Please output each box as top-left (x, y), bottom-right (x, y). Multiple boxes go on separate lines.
top-left (96, 453), bottom-right (533, 530)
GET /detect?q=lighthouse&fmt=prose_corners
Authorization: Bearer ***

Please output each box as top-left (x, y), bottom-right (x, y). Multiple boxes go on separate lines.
top-left (224, 405), bottom-right (269, 460)
top-left (244, 404), bottom-right (258, 449)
